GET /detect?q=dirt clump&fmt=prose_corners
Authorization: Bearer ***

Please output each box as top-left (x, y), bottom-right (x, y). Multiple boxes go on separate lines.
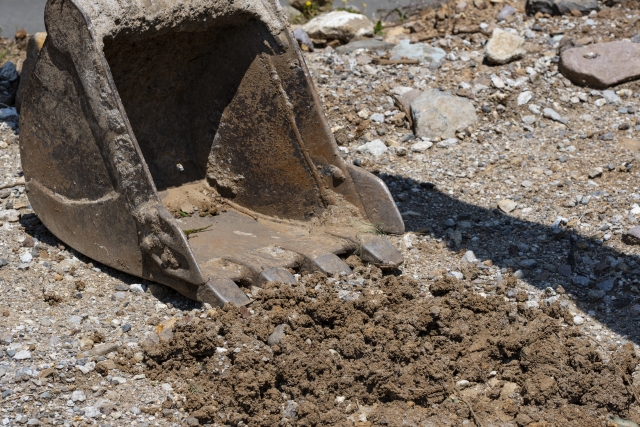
top-left (144, 272), bottom-right (638, 426)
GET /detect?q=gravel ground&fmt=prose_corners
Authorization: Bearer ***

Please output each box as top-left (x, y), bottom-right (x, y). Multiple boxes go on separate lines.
top-left (3, 0), bottom-right (640, 425)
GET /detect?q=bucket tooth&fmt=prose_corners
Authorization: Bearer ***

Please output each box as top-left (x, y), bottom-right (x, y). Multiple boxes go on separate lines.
top-left (358, 236), bottom-right (404, 269)
top-left (19, 0), bottom-right (404, 306)
top-left (307, 254), bottom-right (353, 276)
top-left (197, 279), bottom-right (251, 307)
top-left (256, 267), bottom-right (298, 286)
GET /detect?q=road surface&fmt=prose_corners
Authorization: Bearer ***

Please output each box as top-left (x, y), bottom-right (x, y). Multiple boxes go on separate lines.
top-left (0, 0), bottom-right (438, 37)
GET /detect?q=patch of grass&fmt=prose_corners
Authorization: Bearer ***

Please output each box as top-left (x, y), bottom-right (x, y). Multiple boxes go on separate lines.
top-left (302, 1), bottom-right (334, 19)
top-left (394, 7), bottom-right (408, 23)
top-left (374, 20), bottom-right (384, 35)
top-left (183, 225), bottom-right (212, 238)
top-left (178, 210), bottom-right (189, 217)
top-left (0, 49), bottom-right (8, 65)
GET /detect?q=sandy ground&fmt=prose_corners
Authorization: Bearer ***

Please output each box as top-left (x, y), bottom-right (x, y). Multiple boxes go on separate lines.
top-left (3, 0), bottom-right (640, 425)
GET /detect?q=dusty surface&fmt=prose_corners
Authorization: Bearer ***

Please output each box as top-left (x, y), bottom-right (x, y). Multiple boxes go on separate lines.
top-left (3, 0), bottom-right (640, 426)
top-left (145, 271), bottom-right (640, 426)
top-left (160, 182), bottom-right (223, 218)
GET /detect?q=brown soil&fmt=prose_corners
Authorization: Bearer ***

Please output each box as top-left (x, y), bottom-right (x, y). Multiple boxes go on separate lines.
top-left (144, 261), bottom-right (639, 426)
top-left (160, 181), bottom-right (223, 218)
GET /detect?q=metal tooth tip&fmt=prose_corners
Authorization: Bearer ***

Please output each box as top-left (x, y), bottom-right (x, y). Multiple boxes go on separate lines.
top-left (257, 267), bottom-right (297, 286)
top-left (359, 236), bottom-right (404, 268)
top-left (197, 279), bottom-right (251, 307)
top-left (313, 254), bottom-right (352, 276)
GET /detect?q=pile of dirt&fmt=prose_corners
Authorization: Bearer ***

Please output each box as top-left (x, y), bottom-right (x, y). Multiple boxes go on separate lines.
top-left (143, 262), bottom-right (639, 426)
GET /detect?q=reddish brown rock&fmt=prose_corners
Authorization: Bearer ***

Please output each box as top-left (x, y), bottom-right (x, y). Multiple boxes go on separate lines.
top-left (559, 41), bottom-right (640, 88)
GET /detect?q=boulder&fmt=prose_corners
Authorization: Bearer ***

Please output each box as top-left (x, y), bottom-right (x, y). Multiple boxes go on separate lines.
top-left (293, 28), bottom-right (314, 52)
top-left (485, 29), bottom-right (525, 65)
top-left (302, 11), bottom-right (374, 42)
top-left (16, 33), bottom-right (47, 112)
top-left (526, 0), bottom-right (598, 15)
top-left (0, 62), bottom-right (19, 107)
top-left (410, 89), bottom-right (477, 139)
top-left (357, 139), bottom-right (388, 157)
top-left (392, 87), bottom-right (423, 127)
top-left (559, 41), bottom-right (640, 89)
top-left (496, 4), bottom-right (517, 21)
top-left (390, 39), bottom-right (446, 64)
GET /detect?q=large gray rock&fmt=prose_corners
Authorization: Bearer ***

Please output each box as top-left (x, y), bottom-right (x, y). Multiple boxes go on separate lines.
top-left (559, 41), bottom-right (640, 89)
top-left (390, 39), bottom-right (446, 64)
top-left (293, 28), bottom-right (314, 52)
top-left (0, 62), bottom-right (18, 82)
top-left (303, 11), bottom-right (374, 42)
top-left (526, 0), bottom-right (598, 15)
top-left (410, 90), bottom-right (477, 139)
top-left (335, 39), bottom-right (396, 54)
top-left (485, 29), bottom-right (525, 65)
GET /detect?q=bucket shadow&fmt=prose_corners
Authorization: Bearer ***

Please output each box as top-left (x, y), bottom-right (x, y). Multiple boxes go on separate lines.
top-left (379, 172), bottom-right (640, 345)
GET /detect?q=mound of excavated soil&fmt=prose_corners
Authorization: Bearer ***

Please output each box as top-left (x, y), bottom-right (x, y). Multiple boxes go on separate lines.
top-left (142, 260), bottom-right (639, 426)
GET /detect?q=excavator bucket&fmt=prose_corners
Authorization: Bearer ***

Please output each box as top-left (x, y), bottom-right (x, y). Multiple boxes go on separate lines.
top-left (19, 0), bottom-right (405, 307)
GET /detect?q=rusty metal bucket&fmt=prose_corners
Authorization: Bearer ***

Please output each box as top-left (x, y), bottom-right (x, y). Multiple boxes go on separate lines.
top-left (19, 0), bottom-right (405, 307)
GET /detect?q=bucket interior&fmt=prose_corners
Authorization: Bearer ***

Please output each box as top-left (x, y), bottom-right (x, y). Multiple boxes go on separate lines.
top-left (102, 19), bottom-right (324, 220)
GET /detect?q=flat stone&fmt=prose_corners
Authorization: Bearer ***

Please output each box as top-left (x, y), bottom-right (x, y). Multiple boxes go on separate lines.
top-left (597, 277), bottom-right (615, 292)
top-left (602, 90), bottom-right (622, 105)
top-left (71, 390), bottom-right (86, 402)
top-left (543, 108), bottom-right (568, 124)
top-left (0, 62), bottom-right (18, 82)
top-left (393, 88), bottom-right (423, 120)
top-left (303, 11), bottom-right (373, 42)
top-left (558, 265), bottom-right (572, 277)
top-left (496, 4), bottom-right (517, 21)
top-left (410, 140), bottom-right (433, 152)
top-left (267, 324), bottom-right (288, 346)
top-left (519, 259), bottom-right (537, 268)
top-left (485, 29), bottom-right (525, 65)
top-left (526, 0), bottom-right (598, 15)
top-left (559, 41), bottom-right (640, 89)
top-left (623, 226), bottom-right (640, 245)
top-left (292, 28), bottom-right (314, 52)
top-left (13, 350), bottom-right (31, 360)
top-left (129, 283), bottom-right (145, 293)
top-left (517, 91), bottom-right (533, 106)
top-left (588, 167), bottom-right (603, 178)
top-left (370, 113), bottom-right (385, 123)
top-left (0, 209), bottom-right (20, 222)
top-left (390, 39), bottom-right (446, 63)
top-left (335, 39), bottom-right (396, 54)
top-left (461, 250), bottom-right (478, 263)
top-left (357, 139), bottom-right (388, 157)
top-left (456, 380), bottom-right (471, 389)
top-left (410, 89), bottom-right (477, 139)
top-left (498, 199), bottom-right (518, 213)
top-left (449, 271), bottom-right (464, 280)
top-left (572, 275), bottom-right (590, 287)
top-left (90, 342), bottom-right (119, 356)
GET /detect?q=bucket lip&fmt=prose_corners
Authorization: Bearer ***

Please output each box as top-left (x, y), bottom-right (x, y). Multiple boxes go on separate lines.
top-left (47, 0), bottom-right (287, 50)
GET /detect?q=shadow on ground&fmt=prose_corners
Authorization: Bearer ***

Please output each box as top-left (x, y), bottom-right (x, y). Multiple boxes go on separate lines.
top-left (18, 169), bottom-right (640, 346)
top-left (380, 172), bottom-right (640, 345)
